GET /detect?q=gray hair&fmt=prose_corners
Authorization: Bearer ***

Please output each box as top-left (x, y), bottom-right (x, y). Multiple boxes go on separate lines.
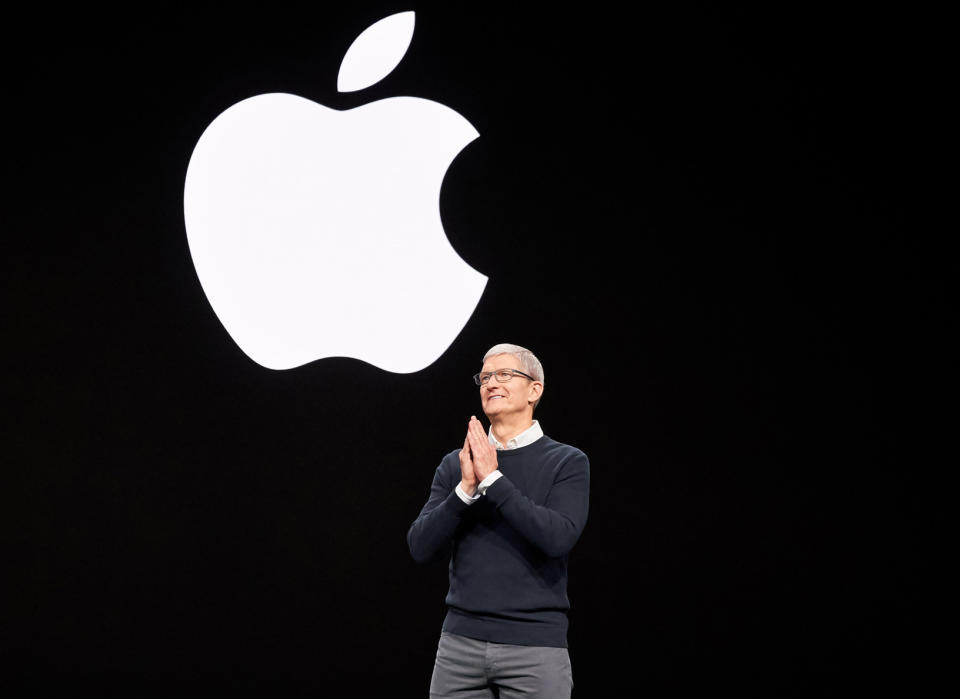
top-left (482, 343), bottom-right (544, 408)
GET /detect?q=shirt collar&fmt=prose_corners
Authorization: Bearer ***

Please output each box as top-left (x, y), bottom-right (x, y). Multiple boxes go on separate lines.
top-left (488, 420), bottom-right (544, 450)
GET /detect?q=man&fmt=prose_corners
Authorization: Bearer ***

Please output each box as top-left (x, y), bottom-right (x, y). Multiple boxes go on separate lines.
top-left (408, 343), bottom-right (590, 698)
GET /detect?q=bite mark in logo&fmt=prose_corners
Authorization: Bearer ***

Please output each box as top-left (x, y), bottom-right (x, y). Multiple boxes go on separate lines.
top-left (184, 11), bottom-right (486, 372)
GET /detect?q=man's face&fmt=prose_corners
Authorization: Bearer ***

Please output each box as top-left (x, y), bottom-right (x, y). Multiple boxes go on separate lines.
top-left (478, 353), bottom-right (542, 420)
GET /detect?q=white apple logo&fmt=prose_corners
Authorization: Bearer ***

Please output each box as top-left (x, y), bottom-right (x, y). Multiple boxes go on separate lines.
top-left (183, 11), bottom-right (487, 372)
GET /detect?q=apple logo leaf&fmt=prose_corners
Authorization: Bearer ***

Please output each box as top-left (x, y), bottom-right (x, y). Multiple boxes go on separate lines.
top-left (337, 11), bottom-right (416, 93)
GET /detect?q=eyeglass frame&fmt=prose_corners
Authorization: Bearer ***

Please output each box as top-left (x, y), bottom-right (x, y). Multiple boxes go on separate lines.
top-left (473, 368), bottom-right (538, 386)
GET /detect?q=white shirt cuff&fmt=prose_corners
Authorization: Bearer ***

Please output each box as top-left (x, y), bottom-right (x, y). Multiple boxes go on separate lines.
top-left (477, 471), bottom-right (503, 495)
top-left (455, 483), bottom-right (481, 505)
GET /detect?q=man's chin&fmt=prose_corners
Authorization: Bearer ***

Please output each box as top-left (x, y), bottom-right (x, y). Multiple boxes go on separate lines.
top-left (483, 404), bottom-right (515, 420)
top-left (482, 403), bottom-right (502, 418)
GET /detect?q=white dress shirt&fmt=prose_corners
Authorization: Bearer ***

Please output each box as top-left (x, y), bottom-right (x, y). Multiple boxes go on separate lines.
top-left (455, 420), bottom-right (544, 504)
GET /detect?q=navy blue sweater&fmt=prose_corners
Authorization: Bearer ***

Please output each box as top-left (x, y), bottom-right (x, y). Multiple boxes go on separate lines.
top-left (407, 436), bottom-right (590, 647)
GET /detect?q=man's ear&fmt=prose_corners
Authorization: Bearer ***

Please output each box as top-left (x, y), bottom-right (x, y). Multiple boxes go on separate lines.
top-left (529, 381), bottom-right (544, 404)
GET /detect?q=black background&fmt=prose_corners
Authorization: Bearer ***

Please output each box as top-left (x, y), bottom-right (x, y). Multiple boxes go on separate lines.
top-left (2, 4), bottom-right (943, 697)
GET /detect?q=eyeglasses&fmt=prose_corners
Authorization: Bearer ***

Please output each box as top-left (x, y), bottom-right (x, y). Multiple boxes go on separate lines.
top-left (473, 369), bottom-right (537, 386)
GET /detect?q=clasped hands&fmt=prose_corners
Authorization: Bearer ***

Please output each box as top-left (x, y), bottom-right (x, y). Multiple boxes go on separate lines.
top-left (459, 415), bottom-right (498, 496)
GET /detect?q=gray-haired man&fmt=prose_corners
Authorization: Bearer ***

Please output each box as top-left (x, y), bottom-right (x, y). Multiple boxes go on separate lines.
top-left (408, 344), bottom-right (591, 698)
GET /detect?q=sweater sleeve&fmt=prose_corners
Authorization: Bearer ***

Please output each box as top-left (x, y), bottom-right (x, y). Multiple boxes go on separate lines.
top-left (484, 451), bottom-right (590, 558)
top-left (407, 457), bottom-right (471, 564)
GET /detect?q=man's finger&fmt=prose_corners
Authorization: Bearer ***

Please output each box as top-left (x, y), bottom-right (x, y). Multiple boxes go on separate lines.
top-left (469, 417), bottom-right (485, 441)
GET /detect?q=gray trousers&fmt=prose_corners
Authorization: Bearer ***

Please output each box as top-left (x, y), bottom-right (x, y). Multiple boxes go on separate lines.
top-left (429, 632), bottom-right (573, 698)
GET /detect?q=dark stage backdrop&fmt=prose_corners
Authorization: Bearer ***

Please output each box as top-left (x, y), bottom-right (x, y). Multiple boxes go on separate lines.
top-left (2, 5), bottom-right (941, 697)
